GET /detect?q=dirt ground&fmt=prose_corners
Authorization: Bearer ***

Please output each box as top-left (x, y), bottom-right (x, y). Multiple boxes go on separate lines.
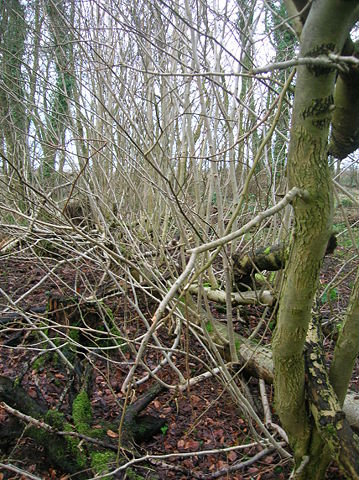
top-left (0, 224), bottom-right (358, 479)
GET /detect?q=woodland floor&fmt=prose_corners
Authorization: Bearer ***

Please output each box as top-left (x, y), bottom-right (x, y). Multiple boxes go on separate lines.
top-left (0, 211), bottom-right (358, 480)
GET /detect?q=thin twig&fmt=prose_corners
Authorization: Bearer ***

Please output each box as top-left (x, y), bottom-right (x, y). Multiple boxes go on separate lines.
top-left (94, 441), bottom-right (288, 480)
top-left (0, 463), bottom-right (43, 480)
top-left (121, 187), bottom-right (307, 393)
top-left (1, 402), bottom-right (117, 451)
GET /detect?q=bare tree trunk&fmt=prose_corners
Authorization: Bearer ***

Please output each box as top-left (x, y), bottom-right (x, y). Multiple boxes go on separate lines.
top-left (272, 1), bottom-right (359, 478)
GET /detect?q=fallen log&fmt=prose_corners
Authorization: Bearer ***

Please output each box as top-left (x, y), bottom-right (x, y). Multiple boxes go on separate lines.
top-left (187, 299), bottom-right (359, 433)
top-left (233, 233), bottom-right (337, 289)
top-left (0, 306), bottom-right (46, 324)
top-left (187, 284), bottom-right (274, 306)
top-left (0, 375), bottom-right (166, 477)
top-left (118, 383), bottom-right (166, 450)
top-left (0, 376), bottom-right (80, 472)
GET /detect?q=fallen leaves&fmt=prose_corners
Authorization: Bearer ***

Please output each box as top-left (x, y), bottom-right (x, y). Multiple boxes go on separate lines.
top-left (227, 450), bottom-right (238, 462)
top-left (0, 256), bottom-right (300, 480)
top-left (153, 399), bottom-right (161, 409)
top-left (177, 438), bottom-right (200, 451)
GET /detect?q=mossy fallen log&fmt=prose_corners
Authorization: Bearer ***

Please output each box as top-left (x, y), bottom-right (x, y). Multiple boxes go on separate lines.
top-left (0, 375), bottom-right (166, 478)
top-left (233, 244), bottom-right (285, 290)
top-left (233, 233), bottom-right (337, 289)
top-left (0, 376), bottom-right (82, 473)
top-left (0, 376), bottom-right (47, 450)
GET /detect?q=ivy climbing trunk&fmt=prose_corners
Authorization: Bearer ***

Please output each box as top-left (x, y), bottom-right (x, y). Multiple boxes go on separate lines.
top-left (272, 1), bottom-right (359, 479)
top-left (0, 0), bottom-right (29, 211)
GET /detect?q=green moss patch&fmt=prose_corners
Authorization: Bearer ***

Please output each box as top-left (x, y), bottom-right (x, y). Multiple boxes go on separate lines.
top-left (91, 451), bottom-right (116, 478)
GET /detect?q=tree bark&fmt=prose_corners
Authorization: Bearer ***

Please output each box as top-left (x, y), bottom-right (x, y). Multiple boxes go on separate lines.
top-left (272, 1), bottom-right (359, 477)
top-left (185, 300), bottom-right (359, 432)
top-left (305, 318), bottom-right (359, 479)
top-left (187, 284), bottom-right (274, 306)
top-left (329, 39), bottom-right (359, 159)
top-left (312, 266), bottom-right (359, 476)
top-left (330, 268), bottom-right (359, 404)
top-left (232, 233), bottom-right (337, 289)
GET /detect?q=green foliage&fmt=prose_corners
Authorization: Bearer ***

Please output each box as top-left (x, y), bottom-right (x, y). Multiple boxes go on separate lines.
top-left (333, 221), bottom-right (345, 233)
top-left (125, 468), bottom-right (146, 480)
top-left (103, 303), bottom-right (114, 321)
top-left (326, 424), bottom-right (336, 435)
top-left (340, 198), bottom-right (353, 208)
top-left (69, 327), bottom-right (80, 344)
top-left (269, 271), bottom-right (276, 283)
top-left (336, 322), bottom-right (343, 334)
top-left (63, 419), bottom-right (116, 472)
top-left (94, 306), bottom-right (129, 352)
top-left (45, 409), bottom-right (65, 430)
top-left (33, 339), bottom-right (77, 371)
top-left (205, 321), bottom-right (213, 333)
top-left (89, 422), bottom-right (114, 440)
top-left (0, 213), bottom-right (27, 226)
top-left (27, 424), bottom-right (83, 473)
top-left (0, 0), bottom-right (27, 125)
top-left (215, 305), bottom-right (227, 313)
top-left (91, 451), bottom-right (116, 479)
top-left (13, 376), bottom-right (21, 387)
top-left (47, 438), bottom-right (68, 466)
top-left (269, 320), bottom-right (276, 331)
top-left (27, 424), bottom-right (47, 445)
top-left (333, 222), bottom-right (359, 250)
top-left (247, 194), bottom-right (257, 213)
top-left (160, 424), bottom-right (168, 435)
top-left (264, 1), bottom-right (297, 61)
top-left (32, 352), bottom-right (49, 372)
top-left (64, 423), bottom-right (88, 469)
top-left (254, 273), bottom-right (266, 283)
top-left (321, 287), bottom-right (338, 304)
top-left (72, 390), bottom-right (92, 434)
top-left (31, 418), bottom-right (73, 473)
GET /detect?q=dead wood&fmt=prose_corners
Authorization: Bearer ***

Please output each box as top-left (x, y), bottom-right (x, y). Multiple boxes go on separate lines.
top-left (0, 375), bottom-right (47, 423)
top-left (0, 294), bottom-right (113, 350)
top-left (0, 294), bottom-right (84, 325)
top-left (233, 233), bottom-right (337, 289)
top-left (63, 198), bottom-right (94, 228)
top-left (233, 244), bottom-right (284, 290)
top-left (0, 374), bottom-right (166, 476)
top-left (0, 306), bottom-right (46, 324)
top-left (186, 297), bottom-right (359, 433)
top-left (119, 383), bottom-right (166, 448)
top-left (0, 376), bottom-right (80, 473)
top-left (187, 284), bottom-right (274, 306)
top-left (305, 318), bottom-right (359, 478)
